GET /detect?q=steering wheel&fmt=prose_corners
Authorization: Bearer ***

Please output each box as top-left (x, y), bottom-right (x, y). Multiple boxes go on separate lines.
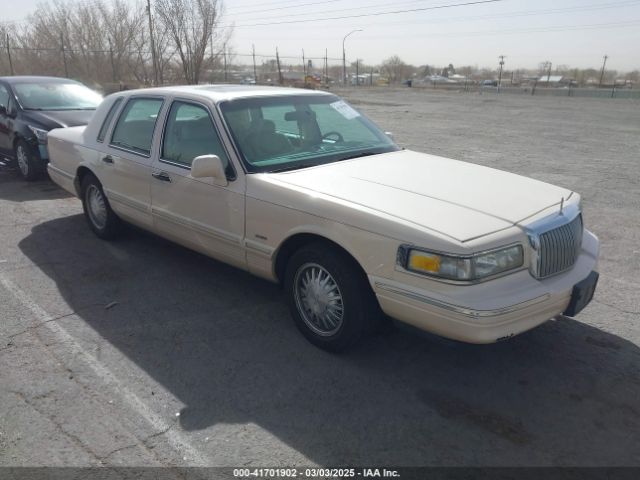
top-left (322, 131), bottom-right (344, 143)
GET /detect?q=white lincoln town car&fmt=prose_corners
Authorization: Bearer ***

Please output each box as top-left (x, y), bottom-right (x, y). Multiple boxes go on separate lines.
top-left (47, 85), bottom-right (599, 351)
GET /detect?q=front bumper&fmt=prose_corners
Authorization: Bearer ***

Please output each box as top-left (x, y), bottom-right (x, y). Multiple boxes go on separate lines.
top-left (372, 230), bottom-right (599, 344)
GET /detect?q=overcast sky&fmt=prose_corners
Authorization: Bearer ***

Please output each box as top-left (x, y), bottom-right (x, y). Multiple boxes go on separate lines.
top-left (4, 0), bottom-right (640, 70)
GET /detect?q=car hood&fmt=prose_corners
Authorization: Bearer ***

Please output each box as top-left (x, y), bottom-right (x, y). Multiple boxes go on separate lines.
top-left (267, 150), bottom-right (574, 242)
top-left (22, 109), bottom-right (95, 130)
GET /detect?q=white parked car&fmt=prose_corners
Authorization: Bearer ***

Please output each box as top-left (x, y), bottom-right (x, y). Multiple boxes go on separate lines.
top-left (47, 85), bottom-right (599, 351)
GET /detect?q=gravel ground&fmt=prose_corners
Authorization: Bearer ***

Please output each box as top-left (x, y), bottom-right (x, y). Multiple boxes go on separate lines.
top-left (0, 87), bottom-right (639, 469)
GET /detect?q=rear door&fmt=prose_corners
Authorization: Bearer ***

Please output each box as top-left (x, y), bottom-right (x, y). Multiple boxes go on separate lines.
top-left (102, 96), bottom-right (165, 229)
top-left (149, 98), bottom-right (245, 268)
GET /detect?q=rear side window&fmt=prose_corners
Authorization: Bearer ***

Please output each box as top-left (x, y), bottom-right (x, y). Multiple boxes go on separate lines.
top-left (97, 97), bottom-right (123, 142)
top-left (110, 97), bottom-right (163, 156)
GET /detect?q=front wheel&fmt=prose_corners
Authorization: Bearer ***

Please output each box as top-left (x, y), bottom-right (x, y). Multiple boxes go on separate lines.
top-left (15, 139), bottom-right (41, 181)
top-left (80, 174), bottom-right (121, 240)
top-left (284, 243), bottom-right (380, 352)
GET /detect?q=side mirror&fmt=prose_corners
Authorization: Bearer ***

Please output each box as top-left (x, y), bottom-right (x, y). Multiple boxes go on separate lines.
top-left (191, 154), bottom-right (228, 186)
top-left (0, 105), bottom-right (7, 116)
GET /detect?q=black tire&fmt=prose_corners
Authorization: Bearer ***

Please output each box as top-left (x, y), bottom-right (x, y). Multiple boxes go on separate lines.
top-left (80, 173), bottom-right (121, 240)
top-left (284, 242), bottom-right (381, 352)
top-left (15, 139), bottom-right (42, 181)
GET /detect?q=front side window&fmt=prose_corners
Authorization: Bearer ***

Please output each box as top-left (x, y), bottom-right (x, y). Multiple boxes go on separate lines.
top-left (13, 82), bottom-right (102, 111)
top-left (162, 101), bottom-right (230, 168)
top-left (110, 97), bottom-right (163, 156)
top-left (219, 94), bottom-right (398, 173)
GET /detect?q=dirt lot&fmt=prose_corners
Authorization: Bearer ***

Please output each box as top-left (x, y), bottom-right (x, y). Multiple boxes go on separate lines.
top-left (1, 88), bottom-right (639, 469)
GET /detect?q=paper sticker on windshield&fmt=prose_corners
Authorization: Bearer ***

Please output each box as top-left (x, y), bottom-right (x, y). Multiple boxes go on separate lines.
top-left (330, 100), bottom-right (360, 120)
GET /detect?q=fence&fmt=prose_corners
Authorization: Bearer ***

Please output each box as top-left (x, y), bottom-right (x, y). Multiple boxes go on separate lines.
top-left (1, 41), bottom-right (636, 100)
top-left (409, 81), bottom-right (639, 100)
top-left (0, 40), bottom-right (350, 91)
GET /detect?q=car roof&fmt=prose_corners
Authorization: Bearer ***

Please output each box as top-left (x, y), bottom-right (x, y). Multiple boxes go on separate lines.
top-left (110, 84), bottom-right (335, 103)
top-left (0, 76), bottom-right (82, 85)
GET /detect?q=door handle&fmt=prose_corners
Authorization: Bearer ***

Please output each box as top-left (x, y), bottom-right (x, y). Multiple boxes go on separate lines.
top-left (152, 171), bottom-right (172, 182)
top-left (102, 155), bottom-right (114, 164)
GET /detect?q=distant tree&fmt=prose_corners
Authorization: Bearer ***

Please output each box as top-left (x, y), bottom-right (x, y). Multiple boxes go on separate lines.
top-left (381, 55), bottom-right (409, 83)
top-left (350, 59), bottom-right (369, 72)
top-left (155, 0), bottom-right (229, 84)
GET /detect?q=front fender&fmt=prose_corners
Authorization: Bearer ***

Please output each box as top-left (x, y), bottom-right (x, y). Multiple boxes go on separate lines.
top-left (245, 196), bottom-right (399, 284)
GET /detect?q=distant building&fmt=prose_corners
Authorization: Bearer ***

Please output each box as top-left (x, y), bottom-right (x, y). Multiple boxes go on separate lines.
top-left (536, 75), bottom-right (570, 87)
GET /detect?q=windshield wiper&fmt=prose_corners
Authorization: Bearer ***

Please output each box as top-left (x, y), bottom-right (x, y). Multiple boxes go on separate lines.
top-left (269, 163), bottom-right (318, 173)
top-left (337, 151), bottom-right (378, 161)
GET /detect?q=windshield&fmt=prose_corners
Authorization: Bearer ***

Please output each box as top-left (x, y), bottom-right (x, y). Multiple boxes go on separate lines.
top-left (219, 94), bottom-right (399, 173)
top-left (14, 82), bottom-right (102, 111)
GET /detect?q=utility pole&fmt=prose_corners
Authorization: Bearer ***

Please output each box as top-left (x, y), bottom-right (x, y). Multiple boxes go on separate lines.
top-left (6, 34), bottom-right (14, 75)
top-left (60, 32), bottom-right (69, 77)
top-left (276, 47), bottom-right (283, 85)
top-left (210, 34), bottom-right (214, 83)
top-left (355, 59), bottom-right (359, 86)
top-left (223, 45), bottom-right (227, 82)
top-left (146, 0), bottom-right (158, 86)
top-left (108, 37), bottom-right (116, 82)
top-left (324, 48), bottom-right (328, 85)
top-left (599, 55), bottom-right (608, 88)
top-left (252, 44), bottom-right (257, 84)
top-left (547, 61), bottom-right (552, 84)
top-left (302, 48), bottom-right (306, 78)
top-left (342, 29), bottom-right (362, 86)
top-left (497, 55), bottom-right (505, 89)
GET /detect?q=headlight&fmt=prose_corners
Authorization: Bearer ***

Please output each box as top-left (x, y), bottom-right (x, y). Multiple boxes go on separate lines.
top-left (398, 244), bottom-right (524, 282)
top-left (27, 125), bottom-right (48, 144)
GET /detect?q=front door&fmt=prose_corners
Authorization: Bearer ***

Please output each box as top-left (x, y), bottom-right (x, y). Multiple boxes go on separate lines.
top-left (150, 99), bottom-right (245, 268)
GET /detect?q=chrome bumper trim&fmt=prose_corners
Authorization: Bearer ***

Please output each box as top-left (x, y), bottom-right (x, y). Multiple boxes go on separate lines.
top-left (374, 281), bottom-right (551, 319)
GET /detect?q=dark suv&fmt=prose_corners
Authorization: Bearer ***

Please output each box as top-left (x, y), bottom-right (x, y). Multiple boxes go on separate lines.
top-left (0, 76), bottom-right (102, 180)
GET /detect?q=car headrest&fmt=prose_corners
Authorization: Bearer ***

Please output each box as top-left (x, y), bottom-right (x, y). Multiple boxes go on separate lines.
top-left (260, 120), bottom-right (276, 134)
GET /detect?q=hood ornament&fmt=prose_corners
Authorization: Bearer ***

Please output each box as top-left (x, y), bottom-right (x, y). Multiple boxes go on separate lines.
top-left (559, 197), bottom-right (564, 215)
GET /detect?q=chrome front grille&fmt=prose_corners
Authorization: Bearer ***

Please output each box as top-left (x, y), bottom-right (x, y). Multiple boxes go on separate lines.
top-left (535, 214), bottom-right (583, 278)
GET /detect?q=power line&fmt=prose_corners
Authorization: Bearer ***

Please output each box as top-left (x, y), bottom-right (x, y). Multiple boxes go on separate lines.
top-left (226, 0), bottom-right (342, 15)
top-left (231, 0), bottom-right (462, 22)
top-left (226, 0), bottom-right (337, 10)
top-left (231, 0), bottom-right (640, 27)
top-left (351, 19), bottom-right (640, 39)
top-left (223, 0), bottom-right (504, 28)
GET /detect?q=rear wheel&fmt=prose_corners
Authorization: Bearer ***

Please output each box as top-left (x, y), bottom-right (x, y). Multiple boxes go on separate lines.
top-left (15, 139), bottom-right (41, 181)
top-left (80, 174), bottom-right (121, 239)
top-left (285, 242), bottom-right (380, 352)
